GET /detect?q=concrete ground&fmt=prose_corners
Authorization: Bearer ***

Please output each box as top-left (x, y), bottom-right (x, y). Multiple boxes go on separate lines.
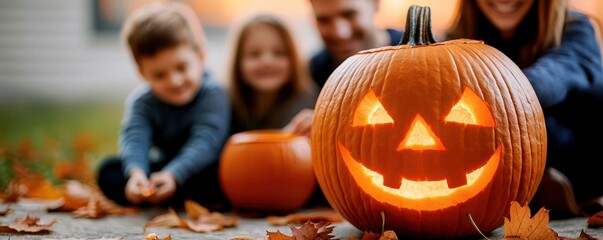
top-left (1, 203), bottom-right (602, 240)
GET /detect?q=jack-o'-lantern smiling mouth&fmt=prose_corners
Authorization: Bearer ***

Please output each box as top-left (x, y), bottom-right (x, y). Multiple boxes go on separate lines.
top-left (336, 88), bottom-right (502, 211)
top-left (338, 143), bottom-right (501, 211)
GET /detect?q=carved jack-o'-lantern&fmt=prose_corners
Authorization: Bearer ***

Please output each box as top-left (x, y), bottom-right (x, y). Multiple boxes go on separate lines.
top-left (311, 6), bottom-right (547, 239)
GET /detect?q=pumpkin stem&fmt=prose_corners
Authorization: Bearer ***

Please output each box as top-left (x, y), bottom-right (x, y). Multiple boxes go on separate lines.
top-left (400, 5), bottom-right (437, 46)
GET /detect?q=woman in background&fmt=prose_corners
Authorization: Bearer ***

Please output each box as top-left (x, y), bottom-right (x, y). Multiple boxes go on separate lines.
top-left (447, 0), bottom-right (603, 217)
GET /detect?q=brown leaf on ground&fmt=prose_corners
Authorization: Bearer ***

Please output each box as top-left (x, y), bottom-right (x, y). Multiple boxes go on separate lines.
top-left (95, 192), bottom-right (138, 216)
top-left (0, 206), bottom-right (13, 216)
top-left (55, 180), bottom-right (97, 212)
top-left (72, 196), bottom-right (105, 219)
top-left (267, 210), bottom-right (344, 226)
top-left (144, 201), bottom-right (237, 233)
top-left (9, 167), bottom-right (64, 200)
top-left (53, 156), bottom-right (94, 185)
top-left (184, 199), bottom-right (210, 219)
top-left (144, 208), bottom-right (186, 233)
top-left (290, 221), bottom-right (335, 240)
top-left (0, 215), bottom-right (57, 234)
top-left (503, 201), bottom-right (558, 240)
top-left (558, 229), bottom-right (600, 240)
top-left (56, 180), bottom-right (137, 216)
top-left (266, 230), bottom-right (295, 240)
top-left (145, 233), bottom-right (172, 240)
top-left (182, 210), bottom-right (238, 232)
top-left (0, 191), bottom-right (19, 203)
top-left (181, 199), bottom-right (237, 232)
top-left (588, 210), bottom-right (603, 228)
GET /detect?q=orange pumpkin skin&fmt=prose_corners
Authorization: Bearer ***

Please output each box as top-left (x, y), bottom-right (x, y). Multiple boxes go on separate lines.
top-left (311, 6), bottom-right (546, 239)
top-left (219, 130), bottom-right (316, 214)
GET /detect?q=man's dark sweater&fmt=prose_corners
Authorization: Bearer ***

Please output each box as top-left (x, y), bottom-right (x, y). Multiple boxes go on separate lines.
top-left (309, 28), bottom-right (403, 89)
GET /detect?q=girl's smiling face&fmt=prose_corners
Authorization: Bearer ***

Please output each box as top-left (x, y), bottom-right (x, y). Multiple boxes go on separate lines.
top-left (240, 23), bottom-right (291, 93)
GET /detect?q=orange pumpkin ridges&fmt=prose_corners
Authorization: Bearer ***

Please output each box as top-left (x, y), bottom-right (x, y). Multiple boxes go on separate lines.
top-left (310, 5), bottom-right (547, 239)
top-left (219, 130), bottom-right (316, 214)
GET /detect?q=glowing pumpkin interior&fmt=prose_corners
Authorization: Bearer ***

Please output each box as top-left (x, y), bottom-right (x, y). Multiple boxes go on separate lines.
top-left (340, 87), bottom-right (501, 210)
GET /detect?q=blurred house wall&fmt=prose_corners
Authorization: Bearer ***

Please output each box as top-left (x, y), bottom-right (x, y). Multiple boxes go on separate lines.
top-left (1, 0), bottom-right (599, 105)
top-left (0, 0), bottom-right (321, 105)
top-left (0, 0), bottom-right (139, 104)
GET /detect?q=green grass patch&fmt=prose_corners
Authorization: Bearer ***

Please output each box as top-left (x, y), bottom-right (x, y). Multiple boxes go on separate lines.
top-left (0, 103), bottom-right (123, 188)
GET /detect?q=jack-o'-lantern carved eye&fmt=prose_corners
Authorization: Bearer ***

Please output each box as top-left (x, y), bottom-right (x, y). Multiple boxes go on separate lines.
top-left (444, 88), bottom-right (495, 127)
top-left (352, 90), bottom-right (394, 126)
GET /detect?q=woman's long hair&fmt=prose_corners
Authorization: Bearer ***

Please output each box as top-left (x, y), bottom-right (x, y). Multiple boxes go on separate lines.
top-left (446, 0), bottom-right (568, 66)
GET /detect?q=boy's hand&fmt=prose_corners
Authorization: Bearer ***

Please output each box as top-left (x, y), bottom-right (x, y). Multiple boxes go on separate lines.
top-left (283, 108), bottom-right (314, 138)
top-left (148, 171), bottom-right (177, 204)
top-left (125, 168), bottom-right (151, 204)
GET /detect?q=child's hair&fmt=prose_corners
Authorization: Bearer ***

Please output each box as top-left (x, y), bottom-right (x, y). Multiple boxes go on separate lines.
top-left (446, 0), bottom-right (568, 66)
top-left (121, 2), bottom-right (207, 64)
top-left (225, 13), bottom-right (314, 124)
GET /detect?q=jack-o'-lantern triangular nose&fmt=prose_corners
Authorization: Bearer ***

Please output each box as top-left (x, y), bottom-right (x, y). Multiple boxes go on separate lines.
top-left (397, 114), bottom-right (445, 151)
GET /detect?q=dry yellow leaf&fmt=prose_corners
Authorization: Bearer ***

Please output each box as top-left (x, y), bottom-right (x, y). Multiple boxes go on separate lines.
top-left (503, 201), bottom-right (558, 240)
top-left (267, 210), bottom-right (343, 226)
top-left (266, 230), bottom-right (295, 240)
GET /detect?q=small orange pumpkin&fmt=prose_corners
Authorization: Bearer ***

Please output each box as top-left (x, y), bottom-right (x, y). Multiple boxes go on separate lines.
top-left (219, 130), bottom-right (315, 214)
top-left (311, 6), bottom-right (547, 239)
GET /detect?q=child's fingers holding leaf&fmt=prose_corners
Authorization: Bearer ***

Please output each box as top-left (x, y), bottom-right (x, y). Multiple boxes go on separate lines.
top-left (125, 168), bottom-right (151, 204)
top-left (148, 171), bottom-right (177, 204)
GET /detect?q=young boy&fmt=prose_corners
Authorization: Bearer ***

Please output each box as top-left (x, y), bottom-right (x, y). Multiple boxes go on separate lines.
top-left (97, 2), bottom-right (231, 210)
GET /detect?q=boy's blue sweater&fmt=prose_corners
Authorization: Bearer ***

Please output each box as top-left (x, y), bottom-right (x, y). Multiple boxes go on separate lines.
top-left (119, 73), bottom-right (230, 185)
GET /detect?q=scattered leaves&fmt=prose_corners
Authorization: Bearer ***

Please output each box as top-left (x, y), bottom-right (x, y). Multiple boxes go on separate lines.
top-left (267, 210), bottom-right (344, 226)
top-left (266, 230), bottom-right (295, 240)
top-left (144, 208), bottom-right (185, 231)
top-left (291, 221), bottom-right (335, 240)
top-left (264, 221), bottom-right (335, 240)
top-left (0, 215), bottom-right (57, 234)
top-left (503, 201), bottom-right (558, 240)
top-left (588, 210), bottom-right (603, 228)
top-left (72, 196), bottom-right (104, 219)
top-left (144, 199), bottom-right (237, 233)
top-left (0, 191), bottom-right (19, 203)
top-left (229, 221), bottom-right (337, 240)
top-left (145, 233), bottom-right (172, 240)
